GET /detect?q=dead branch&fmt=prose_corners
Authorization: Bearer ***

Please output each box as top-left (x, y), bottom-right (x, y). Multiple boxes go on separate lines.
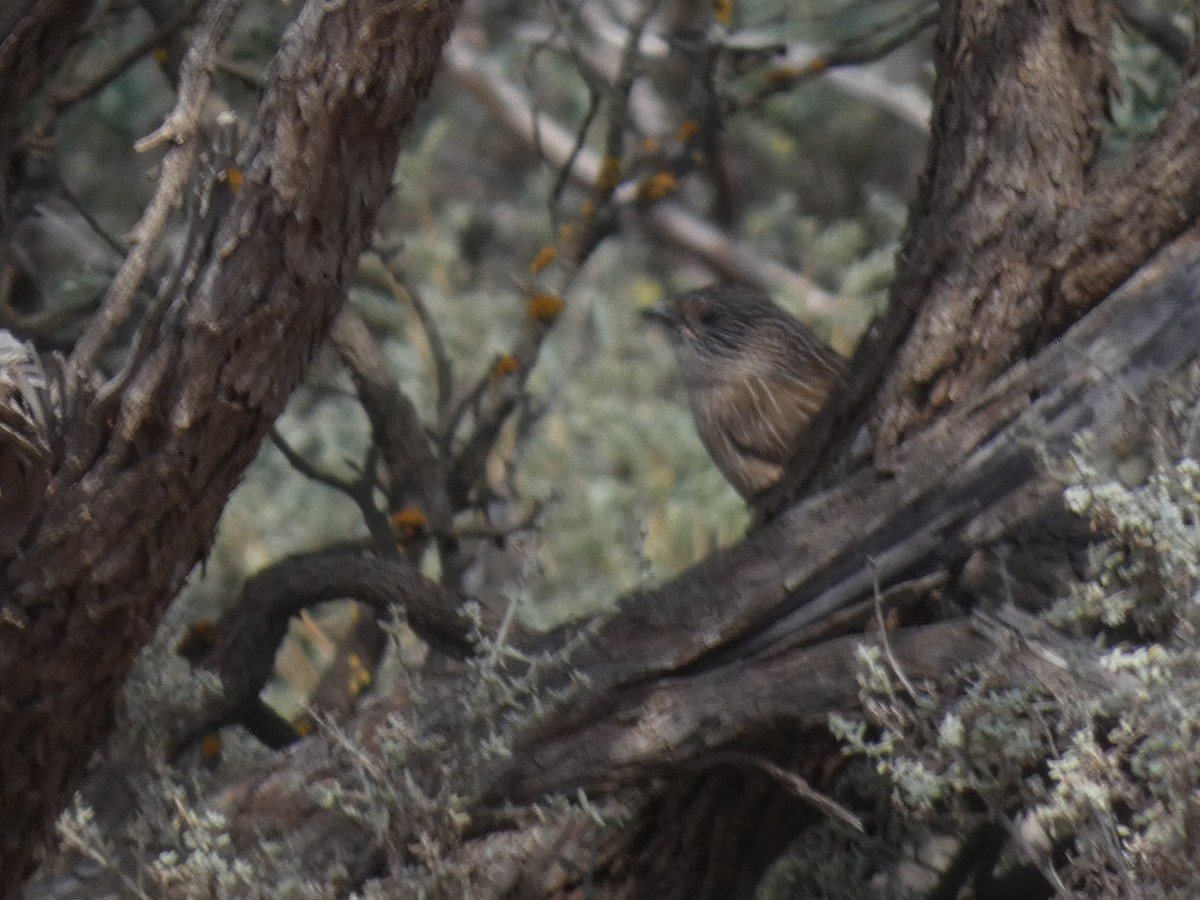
top-left (730, 7), bottom-right (938, 118)
top-left (200, 215), bottom-right (1200, 890)
top-left (331, 307), bottom-right (452, 536)
top-left (37, 2), bottom-right (205, 122)
top-left (171, 546), bottom-right (474, 753)
top-left (443, 37), bottom-right (837, 314)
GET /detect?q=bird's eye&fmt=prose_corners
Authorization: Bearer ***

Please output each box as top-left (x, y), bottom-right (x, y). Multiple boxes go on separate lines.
top-left (697, 308), bottom-right (719, 329)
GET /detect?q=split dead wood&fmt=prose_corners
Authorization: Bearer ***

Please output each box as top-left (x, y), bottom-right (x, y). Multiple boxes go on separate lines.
top-left (199, 219), bottom-right (1200, 889)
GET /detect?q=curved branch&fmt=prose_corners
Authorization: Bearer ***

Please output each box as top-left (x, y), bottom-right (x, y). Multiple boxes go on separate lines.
top-left (171, 546), bottom-right (473, 753)
top-left (207, 223), bottom-right (1200, 886)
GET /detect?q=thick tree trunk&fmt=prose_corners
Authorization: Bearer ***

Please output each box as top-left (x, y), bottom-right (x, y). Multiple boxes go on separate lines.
top-left (187, 213), bottom-right (1200, 900)
top-left (174, 2), bottom-right (1200, 895)
top-left (0, 0), bottom-right (462, 892)
top-left (10, 0), bottom-right (1200, 897)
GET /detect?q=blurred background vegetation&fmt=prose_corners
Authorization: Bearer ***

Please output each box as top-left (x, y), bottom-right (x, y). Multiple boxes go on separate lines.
top-left (16, 0), bottom-right (1189, 711)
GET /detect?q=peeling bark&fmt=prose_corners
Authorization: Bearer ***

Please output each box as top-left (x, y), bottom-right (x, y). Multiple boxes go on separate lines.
top-left (0, 0), bottom-right (462, 890)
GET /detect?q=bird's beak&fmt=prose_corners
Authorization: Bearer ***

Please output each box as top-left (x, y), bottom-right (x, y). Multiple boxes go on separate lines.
top-left (641, 300), bottom-right (678, 328)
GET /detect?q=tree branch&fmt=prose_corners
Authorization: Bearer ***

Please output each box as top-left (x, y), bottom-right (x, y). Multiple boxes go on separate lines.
top-left (0, 0), bottom-right (464, 888)
top-left (873, 0), bottom-right (1114, 449)
top-left (192, 222), bottom-right (1200, 888)
top-left (443, 37), bottom-right (837, 314)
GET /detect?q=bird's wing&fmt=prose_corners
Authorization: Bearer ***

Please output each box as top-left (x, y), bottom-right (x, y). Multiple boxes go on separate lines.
top-left (695, 343), bottom-right (845, 498)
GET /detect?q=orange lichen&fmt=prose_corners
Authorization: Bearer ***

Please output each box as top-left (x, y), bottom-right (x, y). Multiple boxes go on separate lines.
top-left (200, 734), bottom-right (222, 761)
top-left (225, 166), bottom-right (243, 194)
top-left (675, 120), bottom-right (700, 142)
top-left (639, 136), bottom-right (660, 154)
top-left (596, 156), bottom-right (621, 195)
top-left (636, 172), bottom-right (678, 202)
top-left (526, 292), bottom-right (565, 322)
top-left (767, 64), bottom-right (805, 86)
top-left (152, 47), bottom-right (169, 64)
top-left (176, 620), bottom-right (217, 659)
top-left (347, 653), bottom-right (372, 695)
top-left (390, 507), bottom-right (429, 538)
top-left (489, 354), bottom-right (520, 382)
top-left (529, 245), bottom-right (558, 274)
top-left (713, 0), bottom-right (734, 26)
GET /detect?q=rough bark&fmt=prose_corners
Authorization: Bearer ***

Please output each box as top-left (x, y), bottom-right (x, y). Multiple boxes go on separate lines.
top-left (0, 0), bottom-right (462, 892)
top-left (873, 0), bottom-right (1114, 448)
top-left (150, 225), bottom-right (1200, 900)
top-left (168, 2), bottom-right (1200, 893)
top-left (13, 0), bottom-right (1200, 896)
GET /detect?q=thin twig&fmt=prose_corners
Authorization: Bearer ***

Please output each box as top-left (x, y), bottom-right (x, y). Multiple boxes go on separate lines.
top-left (550, 87), bottom-right (601, 226)
top-left (374, 254), bottom-right (454, 427)
top-left (731, 6), bottom-right (939, 114)
top-left (49, 2), bottom-right (205, 111)
top-left (697, 750), bottom-right (864, 833)
top-left (51, 172), bottom-right (128, 259)
top-left (868, 556), bottom-right (919, 701)
top-left (270, 428), bottom-right (395, 547)
top-left (270, 427), bottom-right (359, 497)
top-left (597, 0), bottom-right (659, 204)
top-left (70, 0), bottom-right (243, 375)
top-left (443, 38), bottom-right (836, 311)
top-left (486, 591), bottom-right (522, 668)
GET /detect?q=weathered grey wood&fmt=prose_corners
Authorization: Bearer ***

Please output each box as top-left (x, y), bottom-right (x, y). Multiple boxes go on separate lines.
top-left (177, 226), bottom-right (1200, 898)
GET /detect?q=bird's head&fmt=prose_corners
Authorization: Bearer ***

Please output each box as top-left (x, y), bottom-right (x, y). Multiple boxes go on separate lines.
top-left (643, 284), bottom-right (787, 383)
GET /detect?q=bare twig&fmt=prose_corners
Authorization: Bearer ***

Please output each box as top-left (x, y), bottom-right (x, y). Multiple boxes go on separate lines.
top-left (444, 37), bottom-right (837, 313)
top-left (569, 13), bottom-right (932, 132)
top-left (550, 87), bottom-right (601, 226)
top-left (869, 557), bottom-right (919, 701)
top-left (69, 0), bottom-right (242, 375)
top-left (270, 427), bottom-right (358, 497)
top-left (730, 7), bottom-right (938, 117)
top-left (50, 172), bottom-right (128, 259)
top-left (597, 0), bottom-right (660, 202)
top-left (373, 253), bottom-right (454, 428)
top-left (47, 2), bottom-right (204, 112)
top-left (694, 750), bottom-right (864, 833)
top-left (270, 427), bottom-right (393, 546)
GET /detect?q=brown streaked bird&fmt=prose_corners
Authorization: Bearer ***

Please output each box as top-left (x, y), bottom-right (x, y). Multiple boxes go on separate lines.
top-left (644, 283), bottom-right (846, 500)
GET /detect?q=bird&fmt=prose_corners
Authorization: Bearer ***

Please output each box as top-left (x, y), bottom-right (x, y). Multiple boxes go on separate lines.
top-left (643, 283), bottom-right (846, 500)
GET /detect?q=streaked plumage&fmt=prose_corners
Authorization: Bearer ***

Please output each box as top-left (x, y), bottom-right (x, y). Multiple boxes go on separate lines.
top-left (644, 284), bottom-right (845, 499)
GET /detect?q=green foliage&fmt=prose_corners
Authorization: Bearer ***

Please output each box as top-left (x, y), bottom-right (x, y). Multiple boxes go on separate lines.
top-left (1107, 18), bottom-right (1185, 152)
